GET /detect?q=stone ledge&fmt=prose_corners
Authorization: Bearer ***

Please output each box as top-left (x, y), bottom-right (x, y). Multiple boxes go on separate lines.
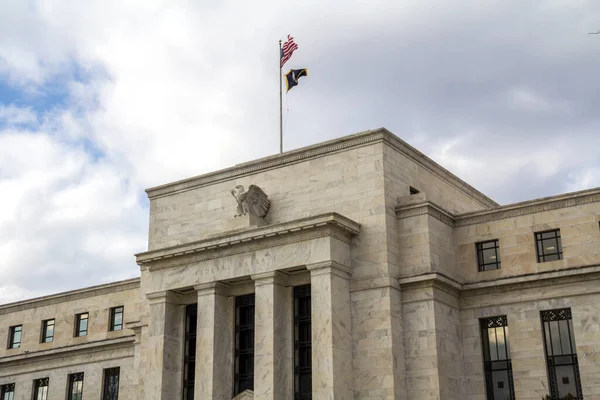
top-left (0, 335), bottom-right (135, 366)
top-left (397, 265), bottom-right (600, 295)
top-left (396, 197), bottom-right (455, 227)
top-left (462, 264), bottom-right (600, 292)
top-left (135, 212), bottom-right (360, 266)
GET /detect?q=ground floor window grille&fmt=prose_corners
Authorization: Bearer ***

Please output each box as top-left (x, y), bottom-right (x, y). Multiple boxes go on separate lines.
top-left (67, 372), bottom-right (84, 400)
top-left (541, 308), bottom-right (582, 399)
top-left (102, 367), bottom-right (120, 400)
top-left (480, 316), bottom-right (515, 400)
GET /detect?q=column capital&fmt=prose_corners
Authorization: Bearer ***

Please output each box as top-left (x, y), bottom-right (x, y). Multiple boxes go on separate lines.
top-left (251, 270), bottom-right (289, 286)
top-left (306, 260), bottom-right (353, 279)
top-left (146, 290), bottom-right (183, 305)
top-left (194, 281), bottom-right (231, 297)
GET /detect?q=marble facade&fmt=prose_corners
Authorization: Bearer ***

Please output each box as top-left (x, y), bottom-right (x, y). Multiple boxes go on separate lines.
top-left (2, 128), bottom-right (600, 399)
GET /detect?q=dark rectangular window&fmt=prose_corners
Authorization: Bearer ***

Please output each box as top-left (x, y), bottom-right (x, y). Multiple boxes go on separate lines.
top-left (294, 285), bottom-right (312, 400)
top-left (541, 308), bottom-right (582, 399)
top-left (109, 306), bottom-right (124, 331)
top-left (535, 229), bottom-right (563, 262)
top-left (102, 367), bottom-right (120, 400)
top-left (183, 304), bottom-right (197, 400)
top-left (7, 325), bottom-right (21, 349)
top-left (477, 240), bottom-right (501, 271)
top-left (33, 378), bottom-right (49, 400)
top-left (75, 313), bottom-right (89, 337)
top-left (0, 383), bottom-right (15, 400)
top-left (41, 319), bottom-right (55, 343)
top-left (67, 372), bottom-right (84, 400)
top-left (234, 294), bottom-right (255, 396)
top-left (480, 316), bottom-right (515, 400)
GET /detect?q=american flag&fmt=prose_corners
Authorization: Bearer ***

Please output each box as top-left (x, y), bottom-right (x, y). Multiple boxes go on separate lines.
top-left (280, 34), bottom-right (298, 68)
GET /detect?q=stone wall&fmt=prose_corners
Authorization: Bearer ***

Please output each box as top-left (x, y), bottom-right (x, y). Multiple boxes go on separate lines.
top-left (455, 190), bottom-right (600, 283)
top-left (461, 277), bottom-right (600, 399)
top-left (0, 354), bottom-right (135, 400)
top-left (0, 279), bottom-right (140, 400)
top-left (0, 279), bottom-right (140, 359)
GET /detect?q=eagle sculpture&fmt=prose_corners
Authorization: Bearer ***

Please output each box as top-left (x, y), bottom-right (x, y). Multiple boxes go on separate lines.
top-left (230, 185), bottom-right (271, 218)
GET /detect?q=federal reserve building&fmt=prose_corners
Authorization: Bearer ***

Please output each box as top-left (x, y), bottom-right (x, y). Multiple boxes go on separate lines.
top-left (2, 128), bottom-right (600, 400)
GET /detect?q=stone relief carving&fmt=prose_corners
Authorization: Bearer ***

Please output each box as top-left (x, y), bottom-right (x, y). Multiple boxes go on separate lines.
top-left (231, 185), bottom-right (271, 218)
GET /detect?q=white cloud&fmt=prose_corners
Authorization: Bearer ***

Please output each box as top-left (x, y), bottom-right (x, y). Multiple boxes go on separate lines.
top-left (0, 105), bottom-right (38, 126)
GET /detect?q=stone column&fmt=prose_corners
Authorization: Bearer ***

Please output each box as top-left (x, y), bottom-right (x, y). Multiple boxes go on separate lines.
top-left (307, 261), bottom-right (353, 399)
top-left (145, 291), bottom-right (185, 400)
top-left (252, 271), bottom-right (293, 400)
top-left (194, 282), bottom-right (234, 400)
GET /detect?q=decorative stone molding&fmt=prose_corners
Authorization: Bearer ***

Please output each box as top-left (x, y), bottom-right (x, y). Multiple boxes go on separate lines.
top-left (0, 278), bottom-right (140, 315)
top-left (395, 200), bottom-right (455, 227)
top-left (462, 264), bottom-right (600, 293)
top-left (144, 128), bottom-right (497, 208)
top-left (251, 270), bottom-right (289, 286)
top-left (348, 276), bottom-right (400, 292)
top-left (454, 187), bottom-right (600, 227)
top-left (398, 272), bottom-right (462, 292)
top-left (0, 336), bottom-right (134, 366)
top-left (307, 260), bottom-right (353, 279)
top-left (398, 265), bottom-right (600, 298)
top-left (146, 290), bottom-right (183, 305)
top-left (396, 187), bottom-right (600, 228)
top-left (136, 213), bottom-right (360, 271)
top-left (194, 282), bottom-right (232, 297)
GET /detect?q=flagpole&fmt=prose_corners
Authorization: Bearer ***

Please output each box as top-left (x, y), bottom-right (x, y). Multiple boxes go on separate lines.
top-left (279, 39), bottom-right (283, 154)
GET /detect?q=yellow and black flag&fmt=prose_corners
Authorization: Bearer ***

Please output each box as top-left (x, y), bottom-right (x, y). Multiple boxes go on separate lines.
top-left (285, 68), bottom-right (308, 92)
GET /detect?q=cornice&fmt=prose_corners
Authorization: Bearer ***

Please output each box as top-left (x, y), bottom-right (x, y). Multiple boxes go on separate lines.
top-left (144, 128), bottom-right (497, 208)
top-left (461, 264), bottom-right (600, 293)
top-left (455, 187), bottom-right (600, 227)
top-left (396, 200), bottom-right (455, 227)
top-left (0, 336), bottom-right (134, 367)
top-left (398, 272), bottom-right (463, 292)
top-left (135, 213), bottom-right (360, 270)
top-left (0, 278), bottom-right (140, 314)
top-left (397, 265), bottom-right (600, 297)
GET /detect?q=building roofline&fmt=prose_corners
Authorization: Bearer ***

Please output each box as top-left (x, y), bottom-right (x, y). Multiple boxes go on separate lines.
top-left (144, 128), bottom-right (498, 208)
top-left (0, 277), bottom-right (141, 313)
top-left (454, 186), bottom-right (600, 226)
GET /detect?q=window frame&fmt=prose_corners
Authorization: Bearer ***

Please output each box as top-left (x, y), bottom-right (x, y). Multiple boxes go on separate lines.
top-left (67, 372), bottom-right (84, 400)
top-left (7, 325), bottom-right (22, 349)
top-left (233, 293), bottom-right (255, 396)
top-left (294, 285), bottom-right (312, 400)
top-left (0, 383), bottom-right (15, 400)
top-left (109, 306), bottom-right (124, 332)
top-left (74, 312), bottom-right (89, 337)
top-left (102, 367), bottom-right (120, 400)
top-left (33, 377), bottom-right (49, 400)
top-left (540, 308), bottom-right (583, 399)
top-left (41, 319), bottom-right (55, 343)
top-left (479, 315), bottom-right (515, 400)
top-left (535, 229), bottom-right (563, 263)
top-left (476, 239), bottom-right (502, 271)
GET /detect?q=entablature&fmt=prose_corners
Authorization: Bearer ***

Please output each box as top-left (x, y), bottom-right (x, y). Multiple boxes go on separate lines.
top-left (135, 212), bottom-right (360, 272)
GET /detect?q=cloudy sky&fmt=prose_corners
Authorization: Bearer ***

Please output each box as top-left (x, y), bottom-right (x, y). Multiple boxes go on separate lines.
top-left (0, 0), bottom-right (599, 303)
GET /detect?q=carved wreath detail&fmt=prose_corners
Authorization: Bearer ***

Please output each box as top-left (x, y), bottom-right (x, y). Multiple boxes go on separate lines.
top-left (231, 185), bottom-right (271, 218)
